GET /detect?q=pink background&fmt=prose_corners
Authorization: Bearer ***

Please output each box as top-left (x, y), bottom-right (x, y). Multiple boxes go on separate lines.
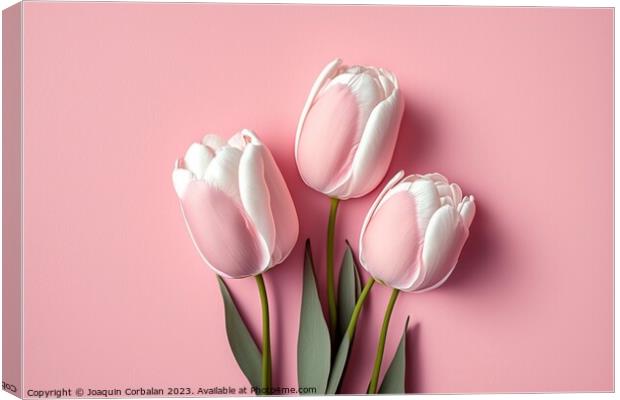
top-left (19, 3), bottom-right (612, 395)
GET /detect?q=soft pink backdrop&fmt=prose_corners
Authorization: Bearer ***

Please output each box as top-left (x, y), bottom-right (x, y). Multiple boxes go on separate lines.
top-left (20, 3), bottom-right (612, 395)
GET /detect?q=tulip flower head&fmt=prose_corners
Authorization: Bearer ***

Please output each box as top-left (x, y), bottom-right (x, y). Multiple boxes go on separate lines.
top-left (359, 171), bottom-right (475, 292)
top-left (295, 58), bottom-right (405, 200)
top-left (172, 129), bottom-right (299, 279)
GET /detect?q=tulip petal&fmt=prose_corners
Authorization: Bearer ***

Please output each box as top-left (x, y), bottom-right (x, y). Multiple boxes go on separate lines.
top-left (459, 196), bottom-right (476, 229)
top-left (360, 190), bottom-right (424, 290)
top-left (202, 134), bottom-right (227, 152)
top-left (238, 135), bottom-right (299, 267)
top-left (296, 82), bottom-right (361, 194)
top-left (260, 144), bottom-right (299, 264)
top-left (440, 197), bottom-right (454, 207)
top-left (451, 183), bottom-right (463, 204)
top-left (240, 129), bottom-right (260, 142)
top-left (328, 72), bottom-right (384, 126)
top-left (435, 181), bottom-right (452, 198)
top-left (413, 205), bottom-right (468, 292)
top-left (238, 143), bottom-right (277, 258)
top-left (340, 87), bottom-right (404, 199)
top-left (377, 73), bottom-right (395, 98)
top-left (375, 176), bottom-right (441, 244)
top-left (424, 173), bottom-right (448, 183)
top-left (180, 180), bottom-right (269, 278)
top-left (204, 146), bottom-right (242, 199)
top-left (408, 177), bottom-right (442, 238)
top-left (373, 174), bottom-right (418, 209)
top-left (295, 58), bottom-right (342, 155)
top-left (227, 130), bottom-right (249, 151)
top-left (184, 143), bottom-right (214, 179)
top-left (172, 167), bottom-right (194, 198)
top-left (228, 129), bottom-right (262, 151)
top-left (359, 170), bottom-right (404, 256)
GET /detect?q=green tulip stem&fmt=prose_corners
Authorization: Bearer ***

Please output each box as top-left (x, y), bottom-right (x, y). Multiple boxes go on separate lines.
top-left (368, 288), bottom-right (400, 394)
top-left (326, 197), bottom-right (340, 334)
top-left (345, 278), bottom-right (375, 339)
top-left (255, 274), bottom-right (272, 393)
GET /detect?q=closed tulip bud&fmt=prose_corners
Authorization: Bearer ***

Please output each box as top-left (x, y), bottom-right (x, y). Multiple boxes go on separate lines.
top-left (172, 129), bottom-right (299, 279)
top-left (295, 58), bottom-right (405, 200)
top-left (359, 171), bottom-right (476, 292)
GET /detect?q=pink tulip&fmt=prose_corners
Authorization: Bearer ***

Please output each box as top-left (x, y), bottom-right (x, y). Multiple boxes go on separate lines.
top-left (359, 171), bottom-right (476, 292)
top-left (172, 129), bottom-right (299, 279)
top-left (295, 58), bottom-right (405, 200)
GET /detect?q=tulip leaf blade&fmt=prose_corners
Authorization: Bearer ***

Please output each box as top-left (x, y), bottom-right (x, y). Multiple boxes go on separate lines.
top-left (379, 316), bottom-right (410, 394)
top-left (328, 242), bottom-right (366, 394)
top-left (337, 241), bottom-right (361, 340)
top-left (325, 331), bottom-right (352, 394)
top-left (298, 240), bottom-right (331, 394)
top-left (216, 276), bottom-right (262, 389)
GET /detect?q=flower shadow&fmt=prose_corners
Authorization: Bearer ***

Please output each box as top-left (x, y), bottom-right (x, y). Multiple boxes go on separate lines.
top-left (442, 202), bottom-right (503, 291)
top-left (388, 98), bottom-right (438, 177)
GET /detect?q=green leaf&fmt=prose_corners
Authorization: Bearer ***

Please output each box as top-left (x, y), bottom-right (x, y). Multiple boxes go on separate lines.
top-left (297, 240), bottom-right (331, 394)
top-left (325, 333), bottom-right (351, 394)
top-left (217, 276), bottom-right (262, 388)
top-left (327, 241), bottom-right (363, 394)
top-left (337, 242), bottom-right (362, 340)
top-left (379, 316), bottom-right (410, 394)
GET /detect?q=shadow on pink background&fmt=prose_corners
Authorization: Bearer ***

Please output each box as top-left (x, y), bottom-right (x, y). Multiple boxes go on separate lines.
top-left (16, 3), bottom-right (612, 395)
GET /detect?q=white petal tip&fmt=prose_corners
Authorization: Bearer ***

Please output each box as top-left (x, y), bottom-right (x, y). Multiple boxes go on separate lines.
top-left (392, 170), bottom-right (405, 182)
top-left (391, 75), bottom-right (400, 89)
top-left (184, 143), bottom-right (214, 179)
top-left (172, 168), bottom-right (194, 198)
top-left (459, 197), bottom-right (476, 229)
top-left (201, 134), bottom-right (226, 151)
top-left (228, 129), bottom-right (261, 150)
top-left (425, 172), bottom-right (448, 183)
top-left (240, 129), bottom-right (261, 144)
